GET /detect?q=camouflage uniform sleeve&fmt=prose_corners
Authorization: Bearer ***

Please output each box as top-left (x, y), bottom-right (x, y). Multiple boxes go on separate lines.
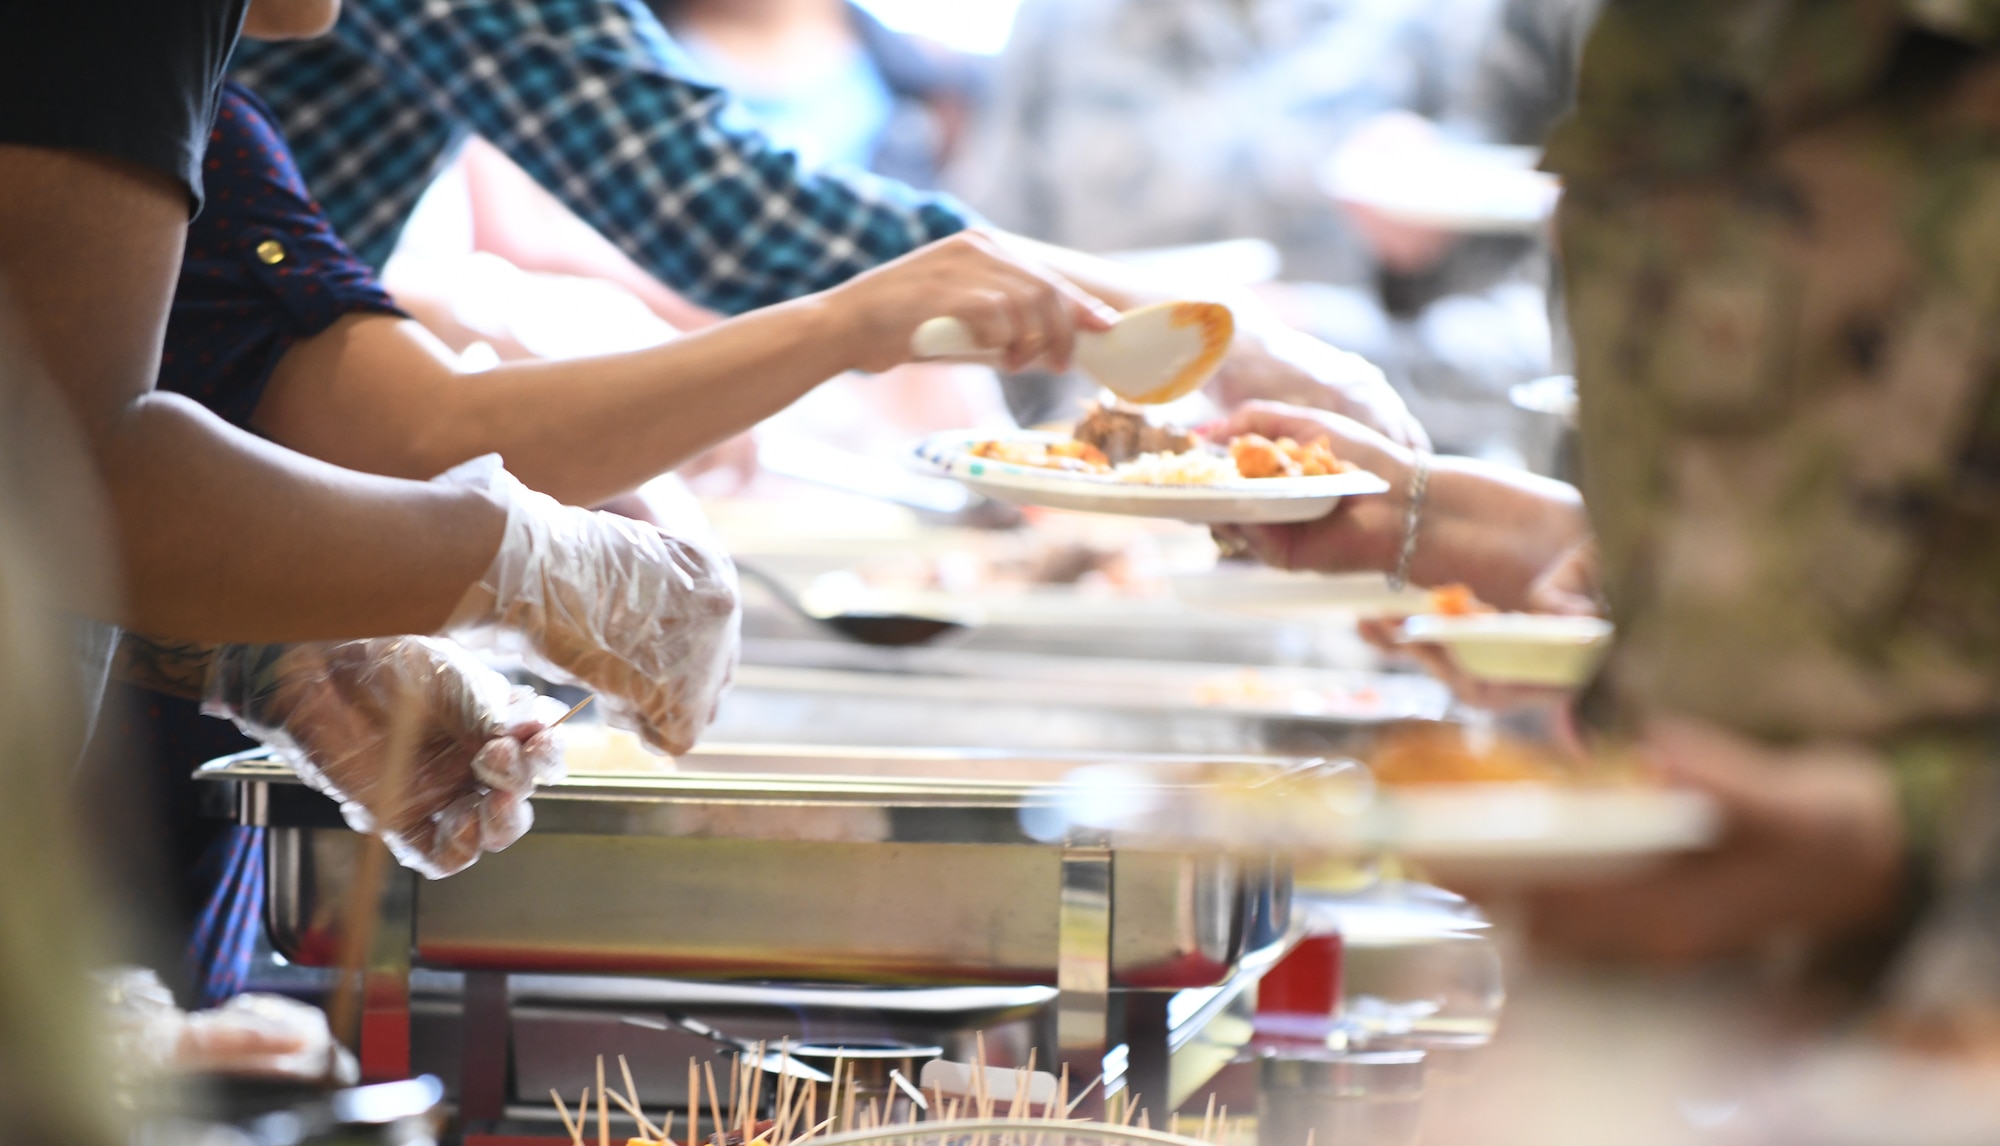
top-left (1555, 0), bottom-right (2000, 999)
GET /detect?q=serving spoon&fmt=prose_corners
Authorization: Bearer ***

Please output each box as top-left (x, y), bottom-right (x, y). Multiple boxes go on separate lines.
top-left (737, 563), bottom-right (970, 647)
top-left (911, 299), bottom-right (1235, 405)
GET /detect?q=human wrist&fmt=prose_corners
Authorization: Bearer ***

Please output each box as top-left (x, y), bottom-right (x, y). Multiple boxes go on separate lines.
top-left (792, 292), bottom-right (870, 374)
top-left (1384, 448), bottom-right (1432, 590)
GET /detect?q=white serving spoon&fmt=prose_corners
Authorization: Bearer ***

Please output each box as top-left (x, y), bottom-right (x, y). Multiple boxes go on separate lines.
top-left (910, 299), bottom-right (1234, 405)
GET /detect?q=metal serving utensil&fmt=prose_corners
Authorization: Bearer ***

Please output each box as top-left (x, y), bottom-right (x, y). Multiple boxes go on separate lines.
top-left (737, 562), bottom-right (969, 648)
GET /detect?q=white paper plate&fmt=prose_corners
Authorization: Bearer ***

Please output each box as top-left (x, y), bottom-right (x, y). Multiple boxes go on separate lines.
top-left (1364, 784), bottom-right (1719, 885)
top-left (1049, 766), bottom-right (1719, 886)
top-left (1400, 613), bottom-right (1613, 688)
top-left (1173, 568), bottom-right (1437, 618)
top-left (912, 430), bottom-right (1387, 524)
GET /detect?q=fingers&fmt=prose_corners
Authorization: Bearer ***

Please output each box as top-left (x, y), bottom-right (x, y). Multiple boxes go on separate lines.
top-left (469, 735), bottom-right (534, 793)
top-left (518, 726), bottom-right (567, 784)
top-left (1210, 400), bottom-right (1350, 445)
top-left (950, 288), bottom-right (1019, 366)
top-left (922, 231), bottom-right (1110, 373)
top-left (478, 787), bottom-right (535, 852)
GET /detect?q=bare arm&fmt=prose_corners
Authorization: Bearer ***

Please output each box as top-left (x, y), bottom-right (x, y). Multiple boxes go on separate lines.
top-left (254, 300), bottom-right (848, 508)
top-left (0, 145), bottom-right (503, 642)
top-left (254, 232), bottom-right (1117, 508)
top-left (1211, 402), bottom-right (1587, 610)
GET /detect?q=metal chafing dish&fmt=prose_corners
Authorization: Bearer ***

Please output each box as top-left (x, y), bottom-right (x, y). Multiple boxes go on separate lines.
top-left (199, 742), bottom-right (1308, 1128)
top-left (709, 644), bottom-right (1450, 758)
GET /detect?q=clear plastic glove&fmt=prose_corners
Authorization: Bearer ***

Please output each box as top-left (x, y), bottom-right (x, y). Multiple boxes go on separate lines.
top-left (99, 968), bottom-right (358, 1084)
top-left (439, 455), bottom-right (740, 755)
top-left (205, 636), bottom-right (565, 878)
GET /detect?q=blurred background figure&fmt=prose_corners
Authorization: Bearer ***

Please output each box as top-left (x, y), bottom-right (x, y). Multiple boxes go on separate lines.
top-left (953, 0), bottom-right (1568, 466)
top-left (652, 0), bottom-right (987, 188)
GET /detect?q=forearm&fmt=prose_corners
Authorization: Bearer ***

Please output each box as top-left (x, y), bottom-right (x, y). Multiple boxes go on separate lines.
top-left (1331, 447), bottom-right (1588, 609)
top-left (108, 392), bottom-right (503, 641)
top-left (1410, 459), bottom-right (1590, 609)
top-left (257, 300), bottom-right (851, 507)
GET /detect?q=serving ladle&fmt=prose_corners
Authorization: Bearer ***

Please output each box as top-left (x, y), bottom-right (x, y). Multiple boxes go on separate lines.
top-left (737, 563), bottom-right (970, 648)
top-left (911, 299), bottom-right (1235, 405)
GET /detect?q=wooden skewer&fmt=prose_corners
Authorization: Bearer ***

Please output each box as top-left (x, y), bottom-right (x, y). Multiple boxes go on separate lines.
top-left (1202, 1093), bottom-right (1218, 1143)
top-left (617, 1055), bottom-right (661, 1141)
top-left (689, 1059), bottom-right (701, 1146)
top-left (550, 694), bottom-right (595, 728)
top-left (774, 1048), bottom-right (795, 1143)
top-left (608, 1087), bottom-right (662, 1142)
top-left (552, 1089), bottom-right (586, 1146)
top-left (1064, 1072), bottom-right (1103, 1118)
top-left (598, 1057), bottom-right (611, 1146)
top-left (728, 1057), bottom-right (743, 1142)
top-left (705, 1061), bottom-right (726, 1146)
top-left (746, 1044), bottom-right (766, 1142)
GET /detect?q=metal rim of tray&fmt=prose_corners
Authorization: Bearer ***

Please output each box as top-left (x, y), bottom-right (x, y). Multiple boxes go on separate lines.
top-left (200, 746), bottom-right (1336, 809)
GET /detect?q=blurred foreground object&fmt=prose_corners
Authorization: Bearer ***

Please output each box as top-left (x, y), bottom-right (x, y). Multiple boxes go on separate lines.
top-left (99, 967), bottom-right (357, 1085)
top-left (0, 326), bottom-right (127, 1146)
top-left (1551, 0), bottom-right (2000, 1046)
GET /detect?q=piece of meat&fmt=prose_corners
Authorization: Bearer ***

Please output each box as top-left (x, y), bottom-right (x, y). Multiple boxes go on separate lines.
top-left (1073, 403), bottom-right (1195, 464)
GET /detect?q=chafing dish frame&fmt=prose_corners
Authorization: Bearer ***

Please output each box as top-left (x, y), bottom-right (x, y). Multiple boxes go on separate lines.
top-left (198, 744), bottom-right (1302, 1127)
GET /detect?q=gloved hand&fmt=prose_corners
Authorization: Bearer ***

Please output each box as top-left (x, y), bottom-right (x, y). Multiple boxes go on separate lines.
top-left (99, 967), bottom-right (359, 1084)
top-left (205, 636), bottom-right (564, 878)
top-left (438, 455), bottom-right (740, 755)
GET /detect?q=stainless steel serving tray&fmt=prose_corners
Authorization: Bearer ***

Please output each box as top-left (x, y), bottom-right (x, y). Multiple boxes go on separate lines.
top-left (202, 744), bottom-right (1297, 991)
top-left (705, 649), bottom-right (1448, 759)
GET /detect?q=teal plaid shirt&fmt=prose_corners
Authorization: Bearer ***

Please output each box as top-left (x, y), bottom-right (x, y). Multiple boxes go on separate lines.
top-left (230, 0), bottom-right (971, 313)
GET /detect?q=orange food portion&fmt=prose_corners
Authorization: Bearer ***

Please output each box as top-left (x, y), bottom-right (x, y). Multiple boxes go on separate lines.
top-left (1228, 433), bottom-right (1355, 479)
top-left (1367, 723), bottom-right (1570, 786)
top-left (970, 438), bottom-right (1109, 473)
top-left (1427, 583), bottom-right (1495, 616)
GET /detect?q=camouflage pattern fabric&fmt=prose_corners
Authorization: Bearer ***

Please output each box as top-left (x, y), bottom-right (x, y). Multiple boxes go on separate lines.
top-left (1551, 0), bottom-right (2000, 1017)
top-left (1553, 0), bottom-right (2000, 752)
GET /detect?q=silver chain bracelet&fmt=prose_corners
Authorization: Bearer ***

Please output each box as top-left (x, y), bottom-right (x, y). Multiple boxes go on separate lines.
top-left (1387, 452), bottom-right (1431, 591)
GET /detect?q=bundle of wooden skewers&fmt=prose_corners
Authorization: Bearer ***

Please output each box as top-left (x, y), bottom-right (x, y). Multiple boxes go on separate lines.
top-left (546, 1037), bottom-right (1249, 1146)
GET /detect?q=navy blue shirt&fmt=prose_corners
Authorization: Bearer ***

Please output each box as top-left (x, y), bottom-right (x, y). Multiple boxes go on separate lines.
top-left (160, 82), bottom-right (404, 426)
top-left (117, 82), bottom-right (406, 1007)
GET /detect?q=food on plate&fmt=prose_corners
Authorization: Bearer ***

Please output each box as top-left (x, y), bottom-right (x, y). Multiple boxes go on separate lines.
top-left (1114, 450), bottom-right (1241, 485)
top-left (969, 437), bottom-right (1109, 473)
top-left (1229, 433), bottom-right (1354, 478)
top-left (1367, 723), bottom-right (1572, 786)
top-left (1073, 403), bottom-right (1197, 464)
top-left (969, 403), bottom-right (1357, 486)
top-left (1426, 583), bottom-right (1495, 616)
top-left (1194, 667), bottom-right (1390, 717)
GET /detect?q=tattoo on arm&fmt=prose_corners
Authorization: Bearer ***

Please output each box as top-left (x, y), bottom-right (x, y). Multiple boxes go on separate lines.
top-left (111, 632), bottom-right (221, 699)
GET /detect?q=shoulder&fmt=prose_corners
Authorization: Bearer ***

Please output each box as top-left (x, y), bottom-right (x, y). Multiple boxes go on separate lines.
top-left (207, 82), bottom-right (316, 203)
